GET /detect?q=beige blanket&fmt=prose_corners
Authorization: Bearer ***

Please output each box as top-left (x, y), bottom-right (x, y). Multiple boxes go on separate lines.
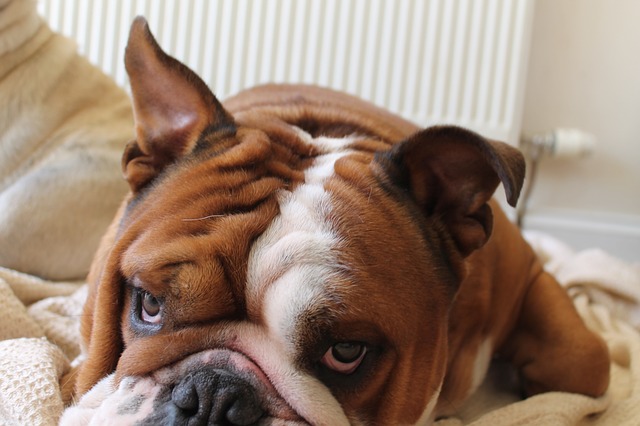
top-left (0, 234), bottom-right (638, 425)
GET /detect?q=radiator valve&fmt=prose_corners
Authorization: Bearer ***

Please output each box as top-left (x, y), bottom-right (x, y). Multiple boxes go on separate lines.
top-left (516, 128), bottom-right (597, 227)
top-left (522, 128), bottom-right (596, 158)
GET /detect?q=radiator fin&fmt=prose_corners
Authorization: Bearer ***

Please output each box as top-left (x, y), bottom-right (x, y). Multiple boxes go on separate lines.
top-left (38, 0), bottom-right (533, 144)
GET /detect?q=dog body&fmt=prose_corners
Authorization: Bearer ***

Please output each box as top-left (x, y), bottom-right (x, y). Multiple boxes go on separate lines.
top-left (0, 0), bottom-right (132, 280)
top-left (62, 18), bottom-right (609, 425)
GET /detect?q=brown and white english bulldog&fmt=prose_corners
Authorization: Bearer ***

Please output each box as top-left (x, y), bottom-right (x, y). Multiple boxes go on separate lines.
top-left (61, 17), bottom-right (610, 425)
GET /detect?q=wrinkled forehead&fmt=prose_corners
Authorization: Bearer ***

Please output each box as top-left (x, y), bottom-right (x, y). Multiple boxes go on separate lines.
top-left (120, 127), bottom-right (367, 317)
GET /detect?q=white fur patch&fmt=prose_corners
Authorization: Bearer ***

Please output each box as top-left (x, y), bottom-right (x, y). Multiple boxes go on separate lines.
top-left (470, 339), bottom-right (493, 394)
top-left (247, 127), bottom-right (357, 337)
top-left (291, 126), bottom-right (356, 155)
top-left (415, 384), bottom-right (442, 425)
top-left (59, 374), bottom-right (159, 426)
top-left (245, 128), bottom-right (358, 422)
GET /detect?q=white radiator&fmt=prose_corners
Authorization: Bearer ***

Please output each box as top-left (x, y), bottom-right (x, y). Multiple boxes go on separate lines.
top-left (38, 0), bottom-right (534, 145)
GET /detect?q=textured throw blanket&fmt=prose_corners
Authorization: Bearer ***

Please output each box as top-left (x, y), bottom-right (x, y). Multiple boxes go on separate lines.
top-left (0, 233), bottom-right (638, 425)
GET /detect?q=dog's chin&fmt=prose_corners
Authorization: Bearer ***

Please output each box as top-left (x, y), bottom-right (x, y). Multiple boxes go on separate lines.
top-left (61, 349), bottom-right (305, 425)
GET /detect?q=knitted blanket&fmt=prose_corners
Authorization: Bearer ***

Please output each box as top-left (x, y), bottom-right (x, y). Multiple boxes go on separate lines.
top-left (0, 234), bottom-right (638, 425)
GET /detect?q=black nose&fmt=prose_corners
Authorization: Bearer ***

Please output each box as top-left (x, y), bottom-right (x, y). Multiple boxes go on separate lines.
top-left (169, 366), bottom-right (264, 425)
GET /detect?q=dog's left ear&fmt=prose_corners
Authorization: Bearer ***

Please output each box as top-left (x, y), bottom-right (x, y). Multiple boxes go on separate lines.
top-left (374, 125), bottom-right (525, 258)
top-left (122, 16), bottom-right (235, 192)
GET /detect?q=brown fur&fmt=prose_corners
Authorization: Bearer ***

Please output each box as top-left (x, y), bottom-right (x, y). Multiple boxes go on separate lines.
top-left (72, 17), bottom-right (609, 424)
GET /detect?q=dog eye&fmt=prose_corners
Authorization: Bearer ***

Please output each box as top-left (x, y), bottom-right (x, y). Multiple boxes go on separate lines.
top-left (321, 342), bottom-right (367, 374)
top-left (140, 291), bottom-right (162, 324)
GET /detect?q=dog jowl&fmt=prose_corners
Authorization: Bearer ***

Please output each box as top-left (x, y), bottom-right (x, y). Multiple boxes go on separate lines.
top-left (62, 16), bottom-right (610, 426)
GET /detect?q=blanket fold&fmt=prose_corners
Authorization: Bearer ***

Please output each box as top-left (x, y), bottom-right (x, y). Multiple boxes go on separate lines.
top-left (0, 267), bottom-right (83, 426)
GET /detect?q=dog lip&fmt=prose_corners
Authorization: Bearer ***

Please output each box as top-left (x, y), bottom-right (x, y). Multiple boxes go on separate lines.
top-left (115, 327), bottom-right (321, 423)
top-left (150, 347), bottom-right (305, 422)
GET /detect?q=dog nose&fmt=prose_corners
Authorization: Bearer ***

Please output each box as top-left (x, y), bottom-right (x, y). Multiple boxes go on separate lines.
top-left (170, 366), bottom-right (264, 425)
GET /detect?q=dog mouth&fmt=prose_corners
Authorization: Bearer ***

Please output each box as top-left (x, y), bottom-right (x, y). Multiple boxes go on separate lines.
top-left (155, 349), bottom-right (303, 423)
top-left (145, 349), bottom-right (305, 425)
top-left (97, 349), bottom-right (307, 425)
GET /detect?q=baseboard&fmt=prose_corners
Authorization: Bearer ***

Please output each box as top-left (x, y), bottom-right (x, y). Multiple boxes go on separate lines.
top-left (515, 209), bottom-right (640, 263)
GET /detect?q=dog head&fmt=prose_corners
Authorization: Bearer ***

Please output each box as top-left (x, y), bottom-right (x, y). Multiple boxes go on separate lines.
top-left (68, 17), bottom-right (524, 425)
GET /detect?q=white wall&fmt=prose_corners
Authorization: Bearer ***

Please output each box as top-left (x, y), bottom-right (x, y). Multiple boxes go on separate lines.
top-left (519, 0), bottom-right (640, 261)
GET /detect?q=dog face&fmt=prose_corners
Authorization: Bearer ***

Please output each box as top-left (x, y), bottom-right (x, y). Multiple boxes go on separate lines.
top-left (67, 17), bottom-right (525, 425)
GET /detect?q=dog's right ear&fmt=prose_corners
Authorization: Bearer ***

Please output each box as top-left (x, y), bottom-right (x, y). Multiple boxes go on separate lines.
top-left (122, 16), bottom-right (235, 192)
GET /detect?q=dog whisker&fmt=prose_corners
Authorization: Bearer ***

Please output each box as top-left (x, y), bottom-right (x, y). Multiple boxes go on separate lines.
top-left (181, 214), bottom-right (225, 222)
